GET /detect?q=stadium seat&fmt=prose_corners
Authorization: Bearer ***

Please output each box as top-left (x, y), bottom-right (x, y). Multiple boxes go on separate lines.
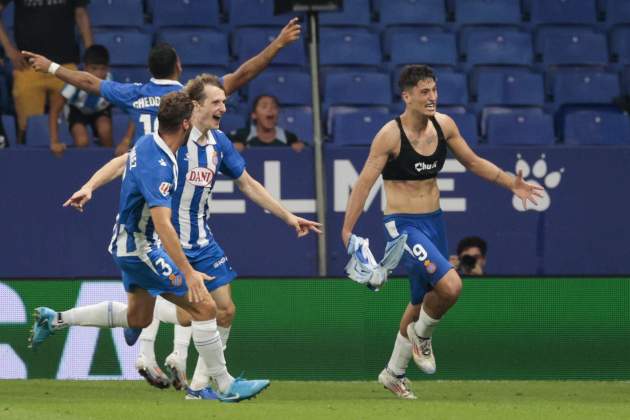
top-left (157, 29), bottom-right (229, 67)
top-left (247, 70), bottom-right (312, 106)
top-left (530, 0), bottom-right (598, 24)
top-left (448, 112), bottom-right (478, 145)
top-left (389, 32), bottom-right (457, 67)
top-left (611, 26), bottom-right (630, 65)
top-left (454, 0), bottom-right (522, 25)
top-left (228, 0), bottom-right (298, 27)
top-left (93, 31), bottom-right (152, 66)
top-left (332, 108), bottom-right (392, 145)
top-left (377, 0), bottom-right (447, 26)
top-left (112, 113), bottom-right (132, 146)
top-left (219, 112), bottom-right (247, 137)
top-left (110, 66), bottom-right (151, 83)
top-left (486, 112), bottom-right (555, 145)
top-left (382, 26), bottom-right (446, 57)
top-left (540, 30), bottom-right (608, 66)
top-left (605, 0), bottom-right (630, 25)
top-left (319, 28), bottom-right (382, 66)
top-left (88, 0), bottom-right (144, 29)
top-left (152, 0), bottom-right (220, 28)
top-left (319, 0), bottom-right (371, 27)
top-left (623, 67), bottom-right (630, 95)
top-left (475, 69), bottom-right (544, 106)
top-left (280, 106), bottom-right (314, 143)
top-left (1, 114), bottom-right (16, 146)
top-left (563, 109), bottom-right (630, 144)
top-left (233, 27), bottom-right (306, 67)
top-left (552, 69), bottom-right (620, 106)
top-left (464, 28), bottom-right (533, 66)
top-left (324, 71), bottom-right (392, 106)
top-left (480, 106), bottom-right (544, 136)
top-left (437, 72), bottom-right (469, 105)
top-left (533, 25), bottom-right (597, 56)
top-left (25, 115), bottom-right (73, 147)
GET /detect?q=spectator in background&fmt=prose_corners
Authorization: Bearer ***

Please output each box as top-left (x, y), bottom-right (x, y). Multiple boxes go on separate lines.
top-left (0, 113), bottom-right (6, 148)
top-left (0, 0), bottom-right (92, 144)
top-left (49, 45), bottom-right (112, 157)
top-left (449, 236), bottom-right (487, 276)
top-left (231, 94), bottom-right (305, 152)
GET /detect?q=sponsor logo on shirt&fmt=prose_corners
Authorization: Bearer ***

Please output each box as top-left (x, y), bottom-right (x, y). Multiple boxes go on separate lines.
top-left (186, 167), bottom-right (215, 187)
top-left (414, 161), bottom-right (438, 173)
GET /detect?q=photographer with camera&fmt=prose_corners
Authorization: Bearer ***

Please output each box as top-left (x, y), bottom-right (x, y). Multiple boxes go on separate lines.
top-left (449, 236), bottom-right (487, 276)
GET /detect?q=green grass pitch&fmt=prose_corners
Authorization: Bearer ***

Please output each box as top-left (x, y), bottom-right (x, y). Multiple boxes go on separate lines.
top-left (1, 380), bottom-right (629, 420)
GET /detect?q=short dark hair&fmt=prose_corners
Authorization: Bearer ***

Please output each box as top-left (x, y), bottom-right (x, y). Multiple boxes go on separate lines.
top-left (398, 64), bottom-right (436, 92)
top-left (148, 43), bottom-right (178, 79)
top-left (183, 73), bottom-right (224, 103)
top-left (251, 94), bottom-right (279, 112)
top-left (157, 91), bottom-right (193, 133)
top-left (84, 45), bottom-right (109, 66)
top-left (457, 236), bottom-right (488, 257)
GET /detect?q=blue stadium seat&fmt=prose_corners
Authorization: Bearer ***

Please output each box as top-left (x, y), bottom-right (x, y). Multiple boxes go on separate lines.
top-left (1, 1), bottom-right (13, 29)
top-left (475, 69), bottom-right (544, 106)
top-left (486, 112), bottom-right (555, 144)
top-left (623, 66), bottom-right (630, 95)
top-left (228, 0), bottom-right (298, 27)
top-left (533, 25), bottom-right (597, 56)
top-left (377, 0), bottom-right (447, 26)
top-left (448, 112), bottom-right (478, 145)
top-left (389, 32), bottom-right (457, 67)
top-left (280, 106), bottom-right (314, 143)
top-left (530, 0), bottom-right (598, 24)
top-left (464, 28), bottom-right (533, 66)
top-left (437, 72), bottom-right (469, 105)
top-left (319, 28), bottom-right (382, 66)
top-left (332, 108), bottom-right (392, 145)
top-left (233, 27), bottom-right (306, 67)
top-left (93, 31), bottom-right (152, 66)
top-left (89, 0), bottom-right (144, 29)
top-left (152, 0), bottom-right (220, 28)
top-left (112, 113), bottom-right (132, 146)
top-left (382, 26), bottom-right (446, 57)
top-left (319, 0), bottom-right (371, 27)
top-left (324, 71), bottom-right (392, 106)
top-left (553, 69), bottom-right (620, 106)
top-left (541, 30), bottom-right (608, 66)
top-left (611, 26), bottom-right (630, 65)
top-left (247, 70), bottom-right (312, 106)
top-left (564, 109), bottom-right (630, 144)
top-left (179, 65), bottom-right (228, 85)
top-left (454, 0), bottom-right (522, 24)
top-left (25, 115), bottom-right (73, 147)
top-left (158, 29), bottom-right (229, 67)
top-left (480, 106), bottom-right (544, 136)
top-left (110, 66), bottom-right (151, 83)
top-left (219, 112), bottom-right (247, 137)
top-left (605, 0), bottom-right (630, 25)
top-left (1, 114), bottom-right (16, 146)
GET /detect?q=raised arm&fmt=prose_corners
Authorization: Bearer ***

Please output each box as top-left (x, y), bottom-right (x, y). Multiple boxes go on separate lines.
top-left (341, 123), bottom-right (398, 248)
top-left (22, 50), bottom-right (102, 95)
top-left (235, 169), bottom-right (321, 237)
top-left (222, 17), bottom-right (301, 95)
top-left (439, 113), bottom-right (543, 208)
top-left (74, 6), bottom-right (93, 48)
top-left (63, 154), bottom-right (128, 211)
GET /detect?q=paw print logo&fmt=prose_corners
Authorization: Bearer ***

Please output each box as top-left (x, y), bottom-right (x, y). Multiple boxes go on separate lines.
top-left (512, 154), bottom-right (564, 212)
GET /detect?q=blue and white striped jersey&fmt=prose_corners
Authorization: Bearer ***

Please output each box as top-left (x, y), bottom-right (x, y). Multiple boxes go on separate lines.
top-left (100, 78), bottom-right (183, 143)
top-left (172, 126), bottom-right (245, 252)
top-left (62, 72), bottom-right (113, 115)
top-left (109, 132), bottom-right (178, 257)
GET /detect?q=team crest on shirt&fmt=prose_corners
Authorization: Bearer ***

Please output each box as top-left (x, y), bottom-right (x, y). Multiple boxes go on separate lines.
top-left (424, 259), bottom-right (437, 274)
top-left (159, 182), bottom-right (172, 197)
top-left (186, 167), bottom-right (215, 187)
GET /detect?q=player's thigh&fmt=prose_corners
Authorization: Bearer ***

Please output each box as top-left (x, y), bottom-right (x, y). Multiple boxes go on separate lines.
top-left (126, 288), bottom-right (156, 328)
top-left (211, 284), bottom-right (235, 314)
top-left (161, 292), bottom-right (216, 321)
top-left (431, 268), bottom-right (462, 302)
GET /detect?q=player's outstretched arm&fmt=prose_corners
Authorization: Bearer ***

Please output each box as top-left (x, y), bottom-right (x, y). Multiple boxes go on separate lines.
top-left (63, 154), bottom-right (128, 211)
top-left (222, 17), bottom-right (301, 95)
top-left (441, 113), bottom-right (544, 209)
top-left (22, 50), bottom-right (102, 95)
top-left (235, 170), bottom-right (322, 237)
top-left (151, 206), bottom-right (212, 303)
top-left (342, 123), bottom-right (397, 248)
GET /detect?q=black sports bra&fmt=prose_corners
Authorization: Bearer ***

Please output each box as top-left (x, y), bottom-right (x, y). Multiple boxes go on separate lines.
top-left (382, 116), bottom-right (447, 181)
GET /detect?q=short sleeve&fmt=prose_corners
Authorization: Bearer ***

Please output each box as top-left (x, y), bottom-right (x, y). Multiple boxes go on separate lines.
top-left (216, 131), bottom-right (246, 179)
top-left (61, 83), bottom-right (77, 101)
top-left (133, 153), bottom-right (175, 209)
top-left (100, 80), bottom-right (138, 111)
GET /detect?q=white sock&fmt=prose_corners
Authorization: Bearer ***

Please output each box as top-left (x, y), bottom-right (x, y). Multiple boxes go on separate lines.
top-left (154, 296), bottom-right (179, 325)
top-left (138, 317), bottom-right (160, 362)
top-left (190, 357), bottom-right (210, 391)
top-left (59, 301), bottom-right (128, 328)
top-left (218, 325), bottom-right (231, 351)
top-left (414, 307), bottom-right (440, 338)
top-left (173, 325), bottom-right (192, 359)
top-left (191, 319), bottom-right (233, 393)
top-left (386, 332), bottom-right (412, 376)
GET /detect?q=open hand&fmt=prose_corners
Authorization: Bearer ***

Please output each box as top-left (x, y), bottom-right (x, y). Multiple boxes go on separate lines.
top-left (274, 17), bottom-right (301, 48)
top-left (513, 169), bottom-right (545, 210)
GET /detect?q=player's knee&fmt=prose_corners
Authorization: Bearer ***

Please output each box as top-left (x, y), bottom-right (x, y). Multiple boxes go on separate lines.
top-left (440, 271), bottom-right (463, 303)
top-left (217, 302), bottom-right (235, 326)
top-left (127, 312), bottom-right (153, 329)
top-left (73, 134), bottom-right (89, 148)
top-left (188, 299), bottom-right (217, 321)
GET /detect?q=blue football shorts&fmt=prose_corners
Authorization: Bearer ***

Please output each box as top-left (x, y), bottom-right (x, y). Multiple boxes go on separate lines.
top-left (383, 210), bottom-right (453, 305)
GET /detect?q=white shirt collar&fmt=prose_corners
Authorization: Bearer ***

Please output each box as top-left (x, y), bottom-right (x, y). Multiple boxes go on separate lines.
top-left (152, 132), bottom-right (177, 165)
top-left (150, 78), bottom-right (183, 86)
top-left (189, 125), bottom-right (217, 145)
